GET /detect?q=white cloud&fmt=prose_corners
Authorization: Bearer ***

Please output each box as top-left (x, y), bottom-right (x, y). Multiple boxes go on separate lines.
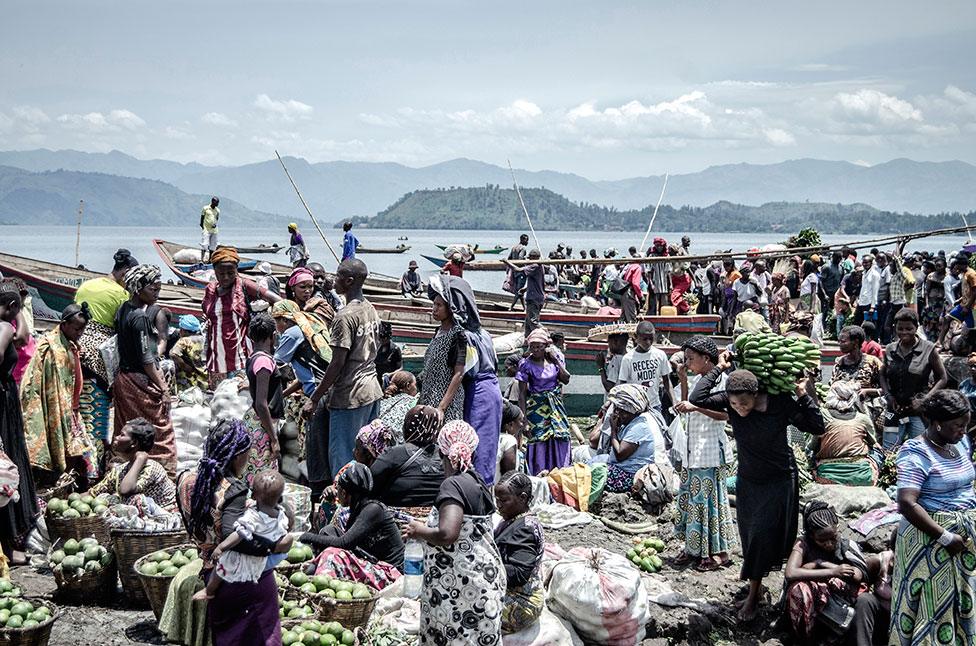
top-left (253, 94), bottom-right (313, 121)
top-left (763, 128), bottom-right (796, 146)
top-left (57, 111), bottom-right (110, 130)
top-left (12, 106), bottom-right (50, 126)
top-left (201, 112), bottom-right (238, 128)
top-left (793, 63), bottom-right (849, 72)
top-left (56, 109), bottom-right (145, 132)
top-left (830, 89), bottom-right (922, 128)
top-left (108, 109), bottom-right (145, 130)
top-left (162, 125), bottom-right (194, 141)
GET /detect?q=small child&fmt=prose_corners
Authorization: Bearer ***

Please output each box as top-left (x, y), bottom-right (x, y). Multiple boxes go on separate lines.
top-left (194, 471), bottom-right (294, 600)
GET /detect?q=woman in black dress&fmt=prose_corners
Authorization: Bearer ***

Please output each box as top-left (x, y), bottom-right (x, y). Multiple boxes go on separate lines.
top-left (0, 290), bottom-right (39, 564)
top-left (691, 354), bottom-right (825, 622)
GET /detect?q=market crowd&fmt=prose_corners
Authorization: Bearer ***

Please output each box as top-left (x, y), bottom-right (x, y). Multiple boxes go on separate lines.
top-left (0, 227), bottom-right (975, 645)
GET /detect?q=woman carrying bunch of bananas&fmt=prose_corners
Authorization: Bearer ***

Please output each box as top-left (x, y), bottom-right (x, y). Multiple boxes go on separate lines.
top-left (690, 340), bottom-right (825, 623)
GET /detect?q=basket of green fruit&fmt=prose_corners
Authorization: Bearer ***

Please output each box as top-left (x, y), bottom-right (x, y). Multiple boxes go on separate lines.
top-left (48, 537), bottom-right (116, 603)
top-left (626, 536), bottom-right (665, 574)
top-left (45, 493), bottom-right (111, 547)
top-left (133, 544), bottom-right (201, 620)
top-left (281, 618), bottom-right (356, 646)
top-left (275, 542), bottom-right (316, 577)
top-left (0, 596), bottom-right (61, 646)
top-left (285, 571), bottom-right (376, 628)
top-left (110, 527), bottom-right (188, 607)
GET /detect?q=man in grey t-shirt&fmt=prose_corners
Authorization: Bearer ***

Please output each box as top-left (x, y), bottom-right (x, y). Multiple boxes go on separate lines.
top-left (504, 249), bottom-right (546, 335)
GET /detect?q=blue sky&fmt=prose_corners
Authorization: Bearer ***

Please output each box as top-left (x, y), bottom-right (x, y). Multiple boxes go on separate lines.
top-left (2, 0), bottom-right (975, 178)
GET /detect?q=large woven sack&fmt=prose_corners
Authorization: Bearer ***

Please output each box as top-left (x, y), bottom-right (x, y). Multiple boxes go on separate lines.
top-left (547, 548), bottom-right (648, 645)
top-left (210, 378), bottom-right (251, 423)
top-left (502, 606), bottom-right (583, 646)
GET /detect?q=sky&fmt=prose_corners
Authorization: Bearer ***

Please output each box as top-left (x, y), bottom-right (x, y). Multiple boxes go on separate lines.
top-left (2, 0), bottom-right (975, 179)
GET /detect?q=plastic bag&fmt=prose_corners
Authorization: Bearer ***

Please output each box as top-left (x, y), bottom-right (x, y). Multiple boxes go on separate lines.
top-left (98, 335), bottom-right (119, 387)
top-left (668, 415), bottom-right (686, 469)
top-left (547, 548), bottom-right (649, 645)
top-left (210, 378), bottom-right (251, 423)
top-left (502, 606), bottom-right (583, 646)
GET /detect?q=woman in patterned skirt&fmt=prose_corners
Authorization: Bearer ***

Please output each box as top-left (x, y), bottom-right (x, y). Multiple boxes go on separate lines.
top-left (673, 336), bottom-right (735, 571)
top-left (404, 420), bottom-right (505, 645)
top-left (418, 283), bottom-right (466, 420)
top-left (516, 327), bottom-right (571, 475)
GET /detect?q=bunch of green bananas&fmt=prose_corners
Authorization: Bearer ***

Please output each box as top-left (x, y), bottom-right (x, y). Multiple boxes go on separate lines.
top-left (733, 332), bottom-right (821, 395)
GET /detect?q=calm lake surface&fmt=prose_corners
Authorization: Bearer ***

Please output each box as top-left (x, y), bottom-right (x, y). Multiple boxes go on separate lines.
top-left (0, 225), bottom-right (968, 294)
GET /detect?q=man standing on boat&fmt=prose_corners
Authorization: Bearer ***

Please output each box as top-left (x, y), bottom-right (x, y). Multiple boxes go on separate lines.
top-left (287, 223), bottom-right (309, 268)
top-left (341, 222), bottom-right (359, 262)
top-left (505, 234), bottom-right (530, 310)
top-left (199, 197), bottom-right (220, 263)
top-left (503, 249), bottom-right (545, 335)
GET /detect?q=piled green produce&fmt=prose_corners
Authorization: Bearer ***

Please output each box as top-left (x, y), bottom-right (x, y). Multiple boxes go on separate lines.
top-left (0, 580), bottom-right (22, 599)
top-left (50, 537), bottom-right (112, 577)
top-left (287, 571), bottom-right (372, 600)
top-left (139, 547), bottom-right (201, 577)
top-left (284, 542), bottom-right (315, 565)
top-left (0, 597), bottom-right (53, 629)
top-left (278, 595), bottom-right (316, 620)
top-left (281, 619), bottom-right (355, 646)
top-left (626, 536), bottom-right (665, 573)
top-left (47, 493), bottom-right (110, 519)
top-left (733, 332), bottom-right (821, 394)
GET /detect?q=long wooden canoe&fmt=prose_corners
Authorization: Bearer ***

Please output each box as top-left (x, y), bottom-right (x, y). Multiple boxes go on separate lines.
top-left (234, 244), bottom-right (282, 254)
top-left (357, 245), bottom-right (411, 254)
top-left (435, 244), bottom-right (508, 255)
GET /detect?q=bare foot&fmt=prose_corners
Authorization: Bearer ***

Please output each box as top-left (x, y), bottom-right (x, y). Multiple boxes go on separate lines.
top-left (192, 589), bottom-right (213, 602)
top-left (737, 600), bottom-right (759, 622)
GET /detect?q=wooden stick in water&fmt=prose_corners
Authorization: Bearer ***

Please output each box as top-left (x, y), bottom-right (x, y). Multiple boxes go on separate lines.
top-left (638, 173), bottom-right (669, 253)
top-left (275, 151), bottom-right (341, 265)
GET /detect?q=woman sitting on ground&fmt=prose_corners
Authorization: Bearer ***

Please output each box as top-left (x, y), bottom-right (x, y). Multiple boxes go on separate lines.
top-left (21, 303), bottom-right (98, 484)
top-left (370, 405), bottom-right (446, 509)
top-left (301, 463), bottom-right (404, 590)
top-left (403, 420), bottom-right (505, 644)
top-left (378, 370), bottom-right (418, 440)
top-left (784, 501), bottom-right (869, 644)
top-left (891, 390), bottom-right (976, 645)
top-left (590, 383), bottom-right (668, 493)
top-left (494, 471), bottom-right (545, 635)
top-left (810, 381), bottom-right (877, 487)
top-left (90, 417), bottom-right (178, 512)
top-left (832, 325), bottom-right (883, 397)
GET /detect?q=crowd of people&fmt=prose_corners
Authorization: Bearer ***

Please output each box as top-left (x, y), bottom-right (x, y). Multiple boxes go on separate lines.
top-left (0, 224), bottom-right (975, 645)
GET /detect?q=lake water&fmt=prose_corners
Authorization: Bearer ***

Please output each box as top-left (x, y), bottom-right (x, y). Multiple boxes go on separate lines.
top-left (0, 225), bottom-right (969, 294)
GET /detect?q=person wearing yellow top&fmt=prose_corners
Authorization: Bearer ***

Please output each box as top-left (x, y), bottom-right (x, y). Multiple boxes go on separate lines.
top-left (200, 196), bottom-right (220, 262)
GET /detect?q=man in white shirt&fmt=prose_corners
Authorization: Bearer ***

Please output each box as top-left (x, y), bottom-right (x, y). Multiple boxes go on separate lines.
top-left (855, 254), bottom-right (882, 331)
top-left (617, 321), bottom-right (673, 413)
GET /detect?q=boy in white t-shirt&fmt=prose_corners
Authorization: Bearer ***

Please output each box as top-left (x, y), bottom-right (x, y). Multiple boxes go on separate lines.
top-left (617, 321), bottom-right (673, 413)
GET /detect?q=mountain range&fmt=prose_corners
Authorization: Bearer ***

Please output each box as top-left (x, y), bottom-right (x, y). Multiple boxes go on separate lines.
top-left (0, 165), bottom-right (280, 226)
top-left (0, 149), bottom-right (974, 221)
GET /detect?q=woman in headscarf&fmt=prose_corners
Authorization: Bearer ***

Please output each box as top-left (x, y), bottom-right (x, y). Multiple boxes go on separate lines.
top-left (75, 249), bottom-right (140, 471)
top-left (168, 420), bottom-right (290, 646)
top-left (428, 275), bottom-right (504, 484)
top-left (810, 381), bottom-right (877, 487)
top-left (784, 501), bottom-right (869, 643)
top-left (891, 390), bottom-right (976, 646)
top-left (673, 336), bottom-right (735, 572)
top-left (271, 298), bottom-right (332, 498)
top-left (112, 264), bottom-right (177, 478)
top-left (379, 370), bottom-right (418, 440)
top-left (494, 471), bottom-right (545, 634)
top-left (21, 303), bottom-right (98, 484)
top-left (768, 272), bottom-right (791, 334)
top-left (201, 246), bottom-right (280, 389)
top-left (403, 420), bottom-right (505, 645)
top-left (690, 357), bottom-right (825, 622)
top-left (591, 384), bottom-right (668, 493)
top-left (89, 417), bottom-right (177, 512)
top-left (419, 277), bottom-right (467, 421)
top-left (516, 327), bottom-right (571, 475)
top-left (284, 267), bottom-right (334, 323)
top-left (370, 405), bottom-right (446, 509)
top-left (301, 462), bottom-right (404, 590)
top-left (0, 290), bottom-right (38, 565)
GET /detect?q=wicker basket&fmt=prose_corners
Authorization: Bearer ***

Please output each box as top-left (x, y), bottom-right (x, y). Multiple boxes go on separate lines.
top-left (48, 543), bottom-right (117, 605)
top-left (316, 595), bottom-right (377, 629)
top-left (45, 510), bottom-right (111, 549)
top-left (132, 542), bottom-right (196, 620)
top-left (0, 599), bottom-right (62, 646)
top-left (110, 528), bottom-right (188, 606)
top-left (36, 471), bottom-right (77, 503)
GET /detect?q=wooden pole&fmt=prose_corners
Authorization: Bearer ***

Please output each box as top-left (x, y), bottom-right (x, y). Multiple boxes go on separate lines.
top-left (638, 173), bottom-right (669, 252)
top-left (508, 160), bottom-right (542, 251)
top-left (74, 200), bottom-right (84, 267)
top-left (275, 151), bottom-right (341, 264)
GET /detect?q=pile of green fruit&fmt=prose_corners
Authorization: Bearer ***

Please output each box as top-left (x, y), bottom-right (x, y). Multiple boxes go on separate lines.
top-left (50, 538), bottom-right (112, 578)
top-left (284, 542), bottom-right (315, 565)
top-left (138, 547), bottom-right (200, 577)
top-left (288, 571), bottom-right (372, 601)
top-left (626, 536), bottom-right (665, 573)
top-left (281, 619), bottom-right (355, 646)
top-left (0, 598), bottom-right (53, 630)
top-left (733, 332), bottom-right (821, 394)
top-left (47, 493), bottom-right (110, 519)
top-left (0, 580), bottom-right (22, 599)
top-left (815, 381), bottom-right (829, 400)
top-left (278, 595), bottom-right (316, 620)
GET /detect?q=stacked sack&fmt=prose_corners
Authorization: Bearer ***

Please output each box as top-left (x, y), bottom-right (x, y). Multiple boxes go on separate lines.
top-left (172, 387), bottom-right (210, 474)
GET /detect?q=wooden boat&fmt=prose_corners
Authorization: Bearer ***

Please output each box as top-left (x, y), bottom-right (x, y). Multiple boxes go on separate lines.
top-left (421, 255), bottom-right (503, 271)
top-left (356, 244), bottom-right (411, 254)
top-left (234, 244), bottom-right (282, 254)
top-left (435, 244), bottom-right (508, 255)
top-left (0, 251), bottom-right (204, 318)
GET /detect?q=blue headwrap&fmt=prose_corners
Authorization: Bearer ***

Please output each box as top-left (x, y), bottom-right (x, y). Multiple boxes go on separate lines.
top-left (178, 314), bottom-right (201, 333)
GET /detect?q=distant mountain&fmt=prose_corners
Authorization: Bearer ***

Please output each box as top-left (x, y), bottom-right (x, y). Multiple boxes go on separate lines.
top-left (1, 149), bottom-right (974, 219)
top-left (0, 165), bottom-right (283, 226)
top-left (357, 185), bottom-right (972, 233)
